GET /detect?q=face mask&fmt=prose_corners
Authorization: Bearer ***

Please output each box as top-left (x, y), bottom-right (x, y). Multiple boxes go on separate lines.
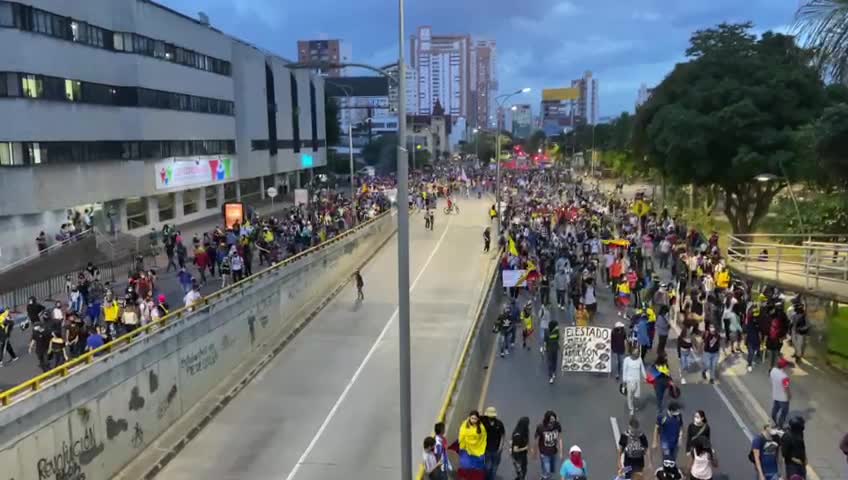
top-left (693, 417), bottom-right (703, 426)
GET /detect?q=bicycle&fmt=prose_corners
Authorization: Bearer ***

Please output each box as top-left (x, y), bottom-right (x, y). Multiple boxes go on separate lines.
top-left (443, 203), bottom-right (460, 215)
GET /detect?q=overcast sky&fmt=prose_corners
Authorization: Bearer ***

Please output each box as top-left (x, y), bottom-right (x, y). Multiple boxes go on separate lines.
top-left (163, 0), bottom-right (798, 118)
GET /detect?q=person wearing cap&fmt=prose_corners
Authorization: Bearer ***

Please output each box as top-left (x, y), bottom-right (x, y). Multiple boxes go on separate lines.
top-left (769, 357), bottom-right (791, 427)
top-left (559, 445), bottom-right (588, 479)
top-left (481, 406), bottom-right (505, 480)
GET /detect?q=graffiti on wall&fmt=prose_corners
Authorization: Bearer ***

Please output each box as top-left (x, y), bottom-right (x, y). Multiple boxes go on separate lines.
top-left (36, 426), bottom-right (103, 480)
top-left (180, 344), bottom-right (218, 376)
top-left (105, 416), bottom-right (128, 440)
top-left (157, 385), bottom-right (178, 420)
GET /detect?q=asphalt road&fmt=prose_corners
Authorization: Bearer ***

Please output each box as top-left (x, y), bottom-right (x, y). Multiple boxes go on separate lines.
top-left (157, 197), bottom-right (497, 480)
top-left (482, 276), bottom-right (754, 480)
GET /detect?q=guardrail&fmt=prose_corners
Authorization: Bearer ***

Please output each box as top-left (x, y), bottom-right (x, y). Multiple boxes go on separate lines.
top-left (0, 211), bottom-right (391, 407)
top-left (0, 228), bottom-right (93, 275)
top-left (727, 234), bottom-right (848, 291)
top-left (0, 262), bottom-right (120, 312)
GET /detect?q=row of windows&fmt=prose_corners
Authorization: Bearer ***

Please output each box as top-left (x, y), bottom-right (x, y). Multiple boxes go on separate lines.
top-left (0, 1), bottom-right (231, 76)
top-left (0, 140), bottom-right (235, 166)
top-left (0, 72), bottom-right (235, 115)
top-left (250, 139), bottom-right (326, 151)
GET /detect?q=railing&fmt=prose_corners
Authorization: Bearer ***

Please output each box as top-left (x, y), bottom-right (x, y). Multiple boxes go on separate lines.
top-left (0, 211), bottom-right (391, 407)
top-left (726, 234), bottom-right (848, 291)
top-left (0, 262), bottom-right (120, 312)
top-left (0, 228), bottom-right (93, 275)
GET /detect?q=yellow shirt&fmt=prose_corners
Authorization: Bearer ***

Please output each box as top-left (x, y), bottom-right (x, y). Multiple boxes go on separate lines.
top-left (103, 301), bottom-right (120, 323)
top-left (575, 309), bottom-right (589, 327)
top-left (459, 421), bottom-right (487, 457)
top-left (716, 271), bottom-right (730, 289)
top-left (0, 310), bottom-right (8, 329)
top-left (521, 311), bottom-right (533, 330)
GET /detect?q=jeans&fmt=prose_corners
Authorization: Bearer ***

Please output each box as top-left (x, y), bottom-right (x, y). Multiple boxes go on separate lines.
top-left (657, 334), bottom-right (668, 353)
top-left (771, 400), bottom-right (790, 427)
top-left (655, 381), bottom-right (668, 414)
top-left (484, 450), bottom-right (501, 480)
top-left (660, 442), bottom-right (678, 461)
top-left (546, 349), bottom-right (559, 378)
top-left (0, 335), bottom-right (17, 362)
top-left (540, 454), bottom-right (557, 479)
top-left (556, 289), bottom-right (566, 307)
top-left (703, 351), bottom-right (719, 380)
top-left (680, 348), bottom-right (692, 373)
top-left (499, 332), bottom-right (510, 355)
top-left (613, 352), bottom-right (624, 378)
top-left (747, 343), bottom-right (760, 367)
top-left (512, 452), bottom-right (528, 480)
top-left (792, 333), bottom-right (807, 358)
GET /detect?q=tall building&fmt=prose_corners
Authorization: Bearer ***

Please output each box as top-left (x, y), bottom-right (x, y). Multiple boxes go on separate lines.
top-left (636, 83), bottom-right (654, 108)
top-left (0, 0), bottom-right (328, 267)
top-left (509, 104), bottom-right (532, 139)
top-left (471, 39), bottom-right (497, 129)
top-left (570, 71), bottom-right (599, 125)
top-left (296, 39), bottom-right (352, 77)
top-left (409, 26), bottom-right (471, 118)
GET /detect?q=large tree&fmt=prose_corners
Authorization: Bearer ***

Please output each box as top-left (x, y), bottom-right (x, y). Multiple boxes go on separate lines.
top-left (633, 23), bottom-right (826, 233)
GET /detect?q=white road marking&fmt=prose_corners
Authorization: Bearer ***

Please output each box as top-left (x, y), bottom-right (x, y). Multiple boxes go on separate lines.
top-left (610, 416), bottom-right (621, 445)
top-left (283, 217), bottom-right (454, 480)
top-left (711, 383), bottom-right (753, 440)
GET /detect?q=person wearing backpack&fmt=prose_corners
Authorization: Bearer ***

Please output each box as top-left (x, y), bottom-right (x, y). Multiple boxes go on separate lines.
top-left (751, 424), bottom-right (784, 480)
top-left (654, 401), bottom-right (684, 462)
top-left (618, 416), bottom-right (651, 478)
top-left (789, 298), bottom-right (809, 361)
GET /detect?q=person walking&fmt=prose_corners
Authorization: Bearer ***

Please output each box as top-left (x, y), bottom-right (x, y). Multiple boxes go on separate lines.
top-left (611, 321), bottom-right (627, 380)
top-left (0, 307), bottom-right (20, 366)
top-left (534, 410), bottom-right (563, 480)
top-left (510, 416), bottom-right (530, 480)
top-left (782, 416), bottom-right (807, 479)
top-left (434, 422), bottom-right (452, 477)
top-left (618, 416), bottom-right (651, 479)
top-left (458, 410), bottom-right (487, 479)
top-left (423, 436), bottom-right (446, 480)
top-left (354, 270), bottom-right (365, 301)
top-left (751, 424), bottom-right (783, 480)
top-left (482, 406), bottom-right (505, 480)
top-left (701, 323), bottom-right (721, 384)
top-left (483, 227), bottom-right (491, 253)
top-left (687, 437), bottom-right (718, 480)
top-left (745, 311), bottom-right (761, 373)
top-left (769, 357), bottom-right (791, 427)
top-left (676, 326), bottom-right (693, 384)
top-left (559, 445), bottom-right (588, 479)
top-left (684, 410), bottom-right (711, 455)
top-left (654, 401), bottom-right (684, 462)
top-left (655, 305), bottom-right (671, 354)
top-left (545, 320), bottom-right (561, 384)
top-left (622, 348), bottom-right (647, 416)
top-left (554, 269), bottom-right (569, 311)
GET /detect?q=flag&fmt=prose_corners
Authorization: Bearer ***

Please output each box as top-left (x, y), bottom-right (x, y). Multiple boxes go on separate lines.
top-left (508, 236), bottom-right (519, 257)
top-left (516, 259), bottom-right (537, 285)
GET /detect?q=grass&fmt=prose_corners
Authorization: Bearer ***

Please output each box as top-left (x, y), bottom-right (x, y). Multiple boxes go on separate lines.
top-left (826, 305), bottom-right (848, 371)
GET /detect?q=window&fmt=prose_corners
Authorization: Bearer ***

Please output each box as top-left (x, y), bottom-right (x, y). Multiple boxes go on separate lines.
top-left (33, 10), bottom-right (50, 35)
top-left (64, 79), bottom-right (81, 101)
top-left (41, 75), bottom-right (64, 100)
top-left (113, 31), bottom-right (124, 51)
top-left (205, 185), bottom-right (218, 209)
top-left (126, 197), bottom-right (148, 230)
top-left (0, 72), bottom-right (6, 97)
top-left (23, 142), bottom-right (43, 165)
top-left (156, 193), bottom-right (175, 222)
top-left (70, 20), bottom-right (86, 43)
top-left (223, 182), bottom-right (238, 202)
top-left (183, 188), bottom-right (200, 215)
top-left (0, 142), bottom-right (18, 166)
top-left (0, 2), bottom-right (13, 27)
top-left (21, 74), bottom-right (41, 98)
top-left (153, 40), bottom-right (165, 59)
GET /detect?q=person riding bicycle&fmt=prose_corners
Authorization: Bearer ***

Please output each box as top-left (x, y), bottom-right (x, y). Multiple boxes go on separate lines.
top-left (447, 197), bottom-right (453, 212)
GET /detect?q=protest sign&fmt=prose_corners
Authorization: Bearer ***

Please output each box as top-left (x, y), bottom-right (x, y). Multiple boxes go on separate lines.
top-left (560, 326), bottom-right (612, 373)
top-left (502, 269), bottom-right (527, 288)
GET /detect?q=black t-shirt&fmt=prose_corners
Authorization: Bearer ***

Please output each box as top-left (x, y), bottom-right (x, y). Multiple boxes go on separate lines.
top-left (535, 422), bottom-right (562, 456)
top-left (482, 417), bottom-right (505, 452)
top-left (511, 431), bottom-right (528, 458)
top-left (619, 431), bottom-right (649, 471)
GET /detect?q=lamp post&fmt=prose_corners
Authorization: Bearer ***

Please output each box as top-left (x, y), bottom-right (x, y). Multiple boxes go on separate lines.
top-left (494, 88), bottom-right (530, 232)
top-left (472, 127), bottom-right (480, 161)
top-left (754, 170), bottom-right (804, 231)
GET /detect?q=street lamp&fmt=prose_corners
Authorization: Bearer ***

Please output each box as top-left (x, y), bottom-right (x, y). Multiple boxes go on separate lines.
top-left (472, 127), bottom-right (480, 161)
top-left (754, 170), bottom-right (804, 230)
top-left (494, 88), bottom-right (531, 233)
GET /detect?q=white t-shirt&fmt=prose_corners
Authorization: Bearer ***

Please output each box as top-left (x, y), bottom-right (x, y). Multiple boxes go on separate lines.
top-left (689, 450), bottom-right (713, 479)
top-left (583, 286), bottom-right (596, 305)
top-left (184, 290), bottom-right (202, 310)
top-left (423, 450), bottom-right (439, 473)
top-left (770, 367), bottom-right (789, 402)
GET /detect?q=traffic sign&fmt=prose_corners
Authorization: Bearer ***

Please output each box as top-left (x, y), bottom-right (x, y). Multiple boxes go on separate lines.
top-left (266, 187), bottom-right (278, 199)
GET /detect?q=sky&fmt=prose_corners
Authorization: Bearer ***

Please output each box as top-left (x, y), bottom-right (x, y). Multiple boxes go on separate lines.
top-left (162, 0), bottom-right (799, 118)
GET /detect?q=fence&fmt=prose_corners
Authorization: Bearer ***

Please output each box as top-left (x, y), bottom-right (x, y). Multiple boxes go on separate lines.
top-left (0, 261), bottom-right (120, 312)
top-left (0, 229), bottom-right (93, 275)
top-left (0, 210), bottom-right (391, 407)
top-left (726, 233), bottom-right (848, 299)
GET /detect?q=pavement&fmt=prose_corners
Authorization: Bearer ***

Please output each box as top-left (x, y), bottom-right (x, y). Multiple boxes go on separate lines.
top-left (482, 266), bottom-right (848, 480)
top-left (0, 200), bottom-right (294, 391)
top-left (154, 196), bottom-right (497, 480)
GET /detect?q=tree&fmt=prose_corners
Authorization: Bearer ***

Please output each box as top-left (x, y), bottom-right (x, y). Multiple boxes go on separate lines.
top-left (324, 95), bottom-right (341, 147)
top-left (527, 130), bottom-right (547, 154)
top-left (633, 23), bottom-right (827, 233)
top-left (814, 103), bottom-right (848, 186)
top-left (362, 134), bottom-right (398, 171)
top-left (794, 0), bottom-right (848, 82)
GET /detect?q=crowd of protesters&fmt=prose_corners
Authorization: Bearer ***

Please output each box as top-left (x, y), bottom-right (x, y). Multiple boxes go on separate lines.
top-left (421, 167), bottom-right (821, 480)
top-left (1, 187), bottom-right (390, 374)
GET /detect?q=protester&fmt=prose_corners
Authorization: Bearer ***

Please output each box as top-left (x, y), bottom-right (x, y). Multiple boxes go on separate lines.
top-left (481, 406), bottom-right (505, 480)
top-left (685, 410), bottom-right (711, 454)
top-left (770, 357), bottom-right (791, 427)
top-left (687, 437), bottom-right (718, 480)
top-left (458, 410), bottom-right (487, 480)
top-left (618, 416), bottom-right (651, 479)
top-left (782, 417), bottom-right (807, 479)
top-left (559, 445), bottom-right (588, 479)
top-left (534, 410), bottom-right (563, 480)
top-left (752, 424), bottom-right (784, 480)
top-left (622, 347), bottom-right (647, 416)
top-left (654, 401), bottom-right (684, 462)
top-left (511, 416), bottom-right (530, 480)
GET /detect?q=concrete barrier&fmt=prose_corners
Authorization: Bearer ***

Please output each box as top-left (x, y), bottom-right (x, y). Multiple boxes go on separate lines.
top-left (0, 212), bottom-right (396, 480)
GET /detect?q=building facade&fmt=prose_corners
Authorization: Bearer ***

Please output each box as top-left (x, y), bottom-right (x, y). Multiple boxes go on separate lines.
top-left (470, 39), bottom-right (497, 129)
top-left (296, 38), bottom-right (351, 77)
top-left (409, 26), bottom-right (471, 119)
top-left (570, 71), bottom-right (599, 125)
top-left (0, 0), bottom-right (327, 266)
top-left (508, 104), bottom-right (532, 139)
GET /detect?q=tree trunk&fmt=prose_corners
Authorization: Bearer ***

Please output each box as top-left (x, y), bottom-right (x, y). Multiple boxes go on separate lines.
top-left (722, 182), bottom-right (782, 235)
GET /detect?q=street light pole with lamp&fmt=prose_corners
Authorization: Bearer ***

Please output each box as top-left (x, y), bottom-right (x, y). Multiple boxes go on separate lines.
top-left (494, 88), bottom-right (530, 232)
top-left (754, 171), bottom-right (804, 231)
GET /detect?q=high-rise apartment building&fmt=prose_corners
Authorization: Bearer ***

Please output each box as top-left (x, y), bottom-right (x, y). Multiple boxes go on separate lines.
top-left (296, 39), bottom-right (352, 77)
top-left (570, 71), bottom-right (599, 125)
top-left (409, 26), bottom-right (471, 118)
top-left (508, 104), bottom-right (532, 139)
top-left (471, 40), bottom-right (497, 129)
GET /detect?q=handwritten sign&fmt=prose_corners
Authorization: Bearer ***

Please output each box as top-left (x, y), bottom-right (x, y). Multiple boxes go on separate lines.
top-left (560, 326), bottom-right (612, 373)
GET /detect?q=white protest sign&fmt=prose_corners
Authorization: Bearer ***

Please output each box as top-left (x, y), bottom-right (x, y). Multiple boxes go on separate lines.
top-left (560, 326), bottom-right (612, 373)
top-left (502, 269), bottom-right (527, 288)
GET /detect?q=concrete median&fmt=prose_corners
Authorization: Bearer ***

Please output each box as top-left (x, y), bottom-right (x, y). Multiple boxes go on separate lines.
top-left (0, 212), bottom-right (396, 480)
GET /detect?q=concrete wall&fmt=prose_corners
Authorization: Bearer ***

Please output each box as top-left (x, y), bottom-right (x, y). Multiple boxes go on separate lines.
top-left (0, 212), bottom-right (396, 480)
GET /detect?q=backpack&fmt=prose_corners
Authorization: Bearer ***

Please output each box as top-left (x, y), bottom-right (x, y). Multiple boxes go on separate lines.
top-left (624, 432), bottom-right (646, 459)
top-left (768, 317), bottom-right (783, 341)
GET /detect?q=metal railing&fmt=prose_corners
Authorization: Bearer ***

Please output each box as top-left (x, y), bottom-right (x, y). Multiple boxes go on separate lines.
top-left (0, 228), bottom-right (93, 275)
top-left (727, 234), bottom-right (848, 291)
top-left (0, 211), bottom-right (390, 407)
top-left (0, 262), bottom-right (120, 312)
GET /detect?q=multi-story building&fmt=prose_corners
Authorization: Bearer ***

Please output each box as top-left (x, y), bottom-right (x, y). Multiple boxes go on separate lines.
top-left (470, 39), bottom-right (497, 129)
top-left (570, 71), bottom-right (599, 125)
top-left (0, 0), bottom-right (328, 266)
top-left (409, 26), bottom-right (471, 119)
top-left (296, 38), bottom-right (351, 77)
top-left (508, 104), bottom-right (532, 139)
top-left (636, 83), bottom-right (654, 108)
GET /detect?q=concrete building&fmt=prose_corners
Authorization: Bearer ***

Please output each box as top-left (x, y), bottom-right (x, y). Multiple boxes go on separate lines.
top-left (636, 83), bottom-right (654, 108)
top-left (570, 70), bottom-right (599, 125)
top-left (296, 38), bottom-right (352, 77)
top-left (0, 0), bottom-right (327, 267)
top-left (508, 104), bottom-right (532, 139)
top-left (470, 39), bottom-right (497, 129)
top-left (325, 76), bottom-right (396, 158)
top-left (409, 26), bottom-right (471, 119)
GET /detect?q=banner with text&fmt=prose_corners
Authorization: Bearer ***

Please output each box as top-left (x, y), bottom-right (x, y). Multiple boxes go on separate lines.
top-left (502, 269), bottom-right (527, 288)
top-left (560, 326), bottom-right (612, 373)
top-left (155, 156), bottom-right (235, 190)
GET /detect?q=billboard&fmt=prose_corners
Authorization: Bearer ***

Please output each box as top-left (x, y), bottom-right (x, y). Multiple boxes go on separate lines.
top-left (542, 87), bottom-right (580, 101)
top-left (155, 156), bottom-right (235, 191)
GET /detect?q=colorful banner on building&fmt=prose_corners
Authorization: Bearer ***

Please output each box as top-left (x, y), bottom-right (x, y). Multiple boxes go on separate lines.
top-left (542, 87), bottom-right (581, 101)
top-left (560, 326), bottom-right (612, 373)
top-left (155, 157), bottom-right (235, 191)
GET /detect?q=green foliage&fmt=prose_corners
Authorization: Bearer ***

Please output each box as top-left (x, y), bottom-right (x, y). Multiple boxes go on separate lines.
top-left (362, 134), bottom-right (398, 170)
top-left (325, 150), bottom-right (350, 174)
top-left (814, 103), bottom-right (848, 186)
top-left (527, 130), bottom-right (547, 154)
top-left (324, 95), bottom-right (341, 147)
top-left (633, 22), bottom-right (827, 233)
top-left (768, 193), bottom-right (848, 239)
top-left (794, 0), bottom-right (848, 82)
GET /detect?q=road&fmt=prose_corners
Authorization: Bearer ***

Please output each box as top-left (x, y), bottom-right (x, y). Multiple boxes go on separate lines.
top-left (482, 277), bottom-right (755, 480)
top-left (157, 197), bottom-right (496, 480)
